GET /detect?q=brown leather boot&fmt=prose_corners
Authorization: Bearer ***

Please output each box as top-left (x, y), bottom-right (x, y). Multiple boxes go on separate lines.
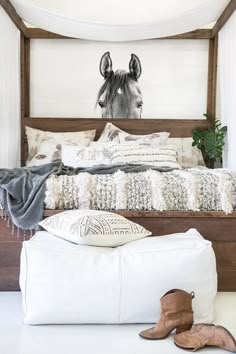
top-left (174, 323), bottom-right (236, 352)
top-left (139, 289), bottom-right (194, 340)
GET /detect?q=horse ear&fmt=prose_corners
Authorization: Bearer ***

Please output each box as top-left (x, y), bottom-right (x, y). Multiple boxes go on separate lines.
top-left (129, 53), bottom-right (142, 80)
top-left (100, 52), bottom-right (113, 78)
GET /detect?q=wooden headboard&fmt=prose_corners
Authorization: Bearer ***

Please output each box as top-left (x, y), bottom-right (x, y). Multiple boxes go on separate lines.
top-left (22, 117), bottom-right (212, 166)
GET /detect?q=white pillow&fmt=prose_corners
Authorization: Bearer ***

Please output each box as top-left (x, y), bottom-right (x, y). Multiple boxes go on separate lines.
top-left (25, 126), bottom-right (96, 166)
top-left (168, 137), bottom-right (205, 168)
top-left (39, 210), bottom-right (151, 247)
top-left (98, 122), bottom-right (169, 145)
top-left (61, 143), bottom-right (112, 168)
top-left (108, 144), bottom-right (181, 169)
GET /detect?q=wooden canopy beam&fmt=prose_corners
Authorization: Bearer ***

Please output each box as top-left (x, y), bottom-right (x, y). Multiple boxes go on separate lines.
top-left (25, 28), bottom-right (213, 39)
top-left (158, 29), bottom-right (213, 40)
top-left (212, 0), bottom-right (236, 37)
top-left (26, 28), bottom-right (69, 39)
top-left (0, 0), bottom-right (27, 35)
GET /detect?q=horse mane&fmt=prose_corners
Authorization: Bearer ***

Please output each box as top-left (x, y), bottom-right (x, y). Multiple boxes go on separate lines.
top-left (96, 70), bottom-right (136, 108)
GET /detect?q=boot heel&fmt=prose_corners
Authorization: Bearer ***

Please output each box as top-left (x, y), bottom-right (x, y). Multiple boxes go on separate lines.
top-left (176, 323), bottom-right (192, 334)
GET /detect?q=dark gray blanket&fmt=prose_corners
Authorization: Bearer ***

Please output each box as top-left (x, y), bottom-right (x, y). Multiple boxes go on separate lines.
top-left (0, 162), bottom-right (174, 230)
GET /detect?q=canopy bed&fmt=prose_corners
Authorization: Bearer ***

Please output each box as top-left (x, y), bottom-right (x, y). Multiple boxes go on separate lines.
top-left (0, 0), bottom-right (236, 293)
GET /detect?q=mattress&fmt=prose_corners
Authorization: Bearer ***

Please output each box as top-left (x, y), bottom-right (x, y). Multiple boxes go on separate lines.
top-left (20, 228), bottom-right (217, 324)
top-left (44, 168), bottom-right (236, 213)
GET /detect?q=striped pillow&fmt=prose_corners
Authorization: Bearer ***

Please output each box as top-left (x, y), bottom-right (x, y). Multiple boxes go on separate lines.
top-left (108, 144), bottom-right (181, 169)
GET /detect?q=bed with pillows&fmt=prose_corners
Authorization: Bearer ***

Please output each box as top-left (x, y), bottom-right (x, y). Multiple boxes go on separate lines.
top-left (1, 118), bottom-right (236, 293)
top-left (25, 122), bottom-right (236, 213)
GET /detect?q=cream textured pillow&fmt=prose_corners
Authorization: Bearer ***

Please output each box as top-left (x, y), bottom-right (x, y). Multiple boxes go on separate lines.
top-left (27, 139), bottom-right (89, 167)
top-left (168, 137), bottom-right (206, 168)
top-left (98, 122), bottom-right (169, 145)
top-left (25, 126), bottom-right (96, 165)
top-left (107, 144), bottom-right (181, 169)
top-left (39, 210), bottom-right (151, 247)
top-left (61, 143), bottom-right (112, 168)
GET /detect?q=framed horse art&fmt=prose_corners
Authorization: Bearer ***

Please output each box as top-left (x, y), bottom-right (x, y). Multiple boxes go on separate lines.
top-left (97, 52), bottom-right (143, 118)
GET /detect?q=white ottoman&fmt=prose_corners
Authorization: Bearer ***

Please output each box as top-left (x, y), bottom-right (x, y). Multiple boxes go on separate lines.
top-left (20, 228), bottom-right (217, 325)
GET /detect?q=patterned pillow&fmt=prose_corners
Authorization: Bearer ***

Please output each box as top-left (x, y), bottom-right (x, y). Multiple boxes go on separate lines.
top-left (98, 123), bottom-right (169, 145)
top-left (27, 139), bottom-right (89, 167)
top-left (25, 126), bottom-right (96, 165)
top-left (107, 144), bottom-right (181, 169)
top-left (168, 137), bottom-right (206, 168)
top-left (61, 143), bottom-right (112, 168)
top-left (39, 210), bottom-right (151, 247)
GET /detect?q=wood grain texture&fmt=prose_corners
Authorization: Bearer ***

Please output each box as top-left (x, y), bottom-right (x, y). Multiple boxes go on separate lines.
top-left (26, 28), bottom-right (213, 39)
top-left (26, 28), bottom-right (70, 39)
top-left (24, 38), bottom-right (30, 117)
top-left (158, 29), bottom-right (213, 39)
top-left (0, 241), bottom-right (22, 291)
top-left (207, 36), bottom-right (218, 118)
top-left (212, 0), bottom-right (236, 37)
top-left (20, 34), bottom-right (25, 166)
top-left (23, 117), bottom-right (211, 137)
top-left (1, 212), bottom-right (236, 291)
top-left (0, 0), bottom-right (27, 35)
top-left (20, 37), bottom-right (30, 165)
top-left (0, 217), bottom-right (31, 241)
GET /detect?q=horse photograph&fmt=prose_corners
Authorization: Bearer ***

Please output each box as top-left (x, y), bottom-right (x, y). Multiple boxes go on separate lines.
top-left (97, 52), bottom-right (143, 119)
top-left (30, 39), bottom-right (207, 120)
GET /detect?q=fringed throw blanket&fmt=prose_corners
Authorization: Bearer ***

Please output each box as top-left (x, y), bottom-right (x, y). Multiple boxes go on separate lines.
top-left (45, 168), bottom-right (236, 214)
top-left (0, 162), bottom-right (174, 231)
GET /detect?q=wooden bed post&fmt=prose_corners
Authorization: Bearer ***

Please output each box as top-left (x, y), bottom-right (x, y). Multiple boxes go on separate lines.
top-left (0, 0), bottom-right (29, 166)
top-left (207, 0), bottom-right (236, 117)
top-left (207, 35), bottom-right (218, 117)
top-left (20, 35), bottom-right (30, 166)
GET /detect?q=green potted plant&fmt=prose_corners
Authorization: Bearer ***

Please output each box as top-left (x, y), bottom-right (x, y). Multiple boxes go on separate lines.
top-left (192, 113), bottom-right (227, 167)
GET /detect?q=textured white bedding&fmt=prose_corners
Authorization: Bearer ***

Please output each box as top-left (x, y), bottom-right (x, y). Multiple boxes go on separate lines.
top-left (44, 168), bottom-right (236, 213)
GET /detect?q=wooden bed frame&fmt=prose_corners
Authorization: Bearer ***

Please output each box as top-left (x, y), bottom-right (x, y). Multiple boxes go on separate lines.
top-left (0, 0), bottom-right (236, 292)
top-left (1, 117), bottom-right (236, 292)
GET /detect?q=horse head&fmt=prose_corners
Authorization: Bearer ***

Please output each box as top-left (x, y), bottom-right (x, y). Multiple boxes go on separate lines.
top-left (97, 52), bottom-right (143, 118)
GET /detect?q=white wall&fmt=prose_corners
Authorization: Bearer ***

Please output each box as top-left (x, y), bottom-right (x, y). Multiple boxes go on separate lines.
top-left (30, 39), bottom-right (208, 119)
top-left (218, 11), bottom-right (236, 170)
top-left (0, 7), bottom-right (20, 168)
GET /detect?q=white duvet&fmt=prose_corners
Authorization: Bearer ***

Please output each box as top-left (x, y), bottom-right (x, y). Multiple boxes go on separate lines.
top-left (20, 229), bottom-right (217, 325)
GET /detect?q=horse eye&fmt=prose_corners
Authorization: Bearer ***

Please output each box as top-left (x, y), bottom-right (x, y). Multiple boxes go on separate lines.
top-left (98, 101), bottom-right (105, 108)
top-left (137, 101), bottom-right (143, 108)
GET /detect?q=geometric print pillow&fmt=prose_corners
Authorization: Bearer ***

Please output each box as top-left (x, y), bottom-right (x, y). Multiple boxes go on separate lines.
top-left (39, 210), bottom-right (151, 247)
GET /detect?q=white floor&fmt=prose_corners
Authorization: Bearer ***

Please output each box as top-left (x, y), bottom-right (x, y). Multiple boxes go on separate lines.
top-left (0, 292), bottom-right (236, 354)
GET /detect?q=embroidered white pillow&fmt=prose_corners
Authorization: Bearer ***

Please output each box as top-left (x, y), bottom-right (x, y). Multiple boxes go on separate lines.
top-left (168, 137), bottom-right (206, 168)
top-left (107, 144), bottom-right (181, 169)
top-left (61, 143), bottom-right (112, 168)
top-left (25, 126), bottom-right (96, 165)
top-left (39, 210), bottom-right (151, 247)
top-left (98, 122), bottom-right (169, 145)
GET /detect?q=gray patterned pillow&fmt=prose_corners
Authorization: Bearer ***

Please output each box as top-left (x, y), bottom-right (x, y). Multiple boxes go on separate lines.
top-left (39, 210), bottom-right (151, 247)
top-left (107, 144), bottom-right (181, 169)
top-left (98, 123), bottom-right (169, 145)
